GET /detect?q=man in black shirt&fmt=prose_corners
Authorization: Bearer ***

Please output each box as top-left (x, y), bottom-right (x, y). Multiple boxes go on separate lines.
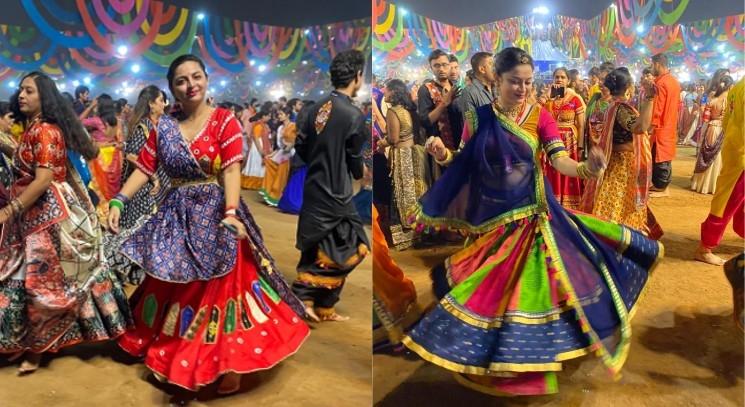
top-left (72, 85), bottom-right (90, 116)
top-left (292, 50), bottom-right (369, 322)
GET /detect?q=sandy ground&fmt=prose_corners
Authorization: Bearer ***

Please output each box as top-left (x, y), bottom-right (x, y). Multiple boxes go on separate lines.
top-left (373, 146), bottom-right (744, 406)
top-left (0, 190), bottom-right (372, 407)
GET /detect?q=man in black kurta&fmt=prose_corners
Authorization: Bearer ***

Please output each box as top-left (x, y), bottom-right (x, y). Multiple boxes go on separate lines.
top-left (292, 50), bottom-right (369, 322)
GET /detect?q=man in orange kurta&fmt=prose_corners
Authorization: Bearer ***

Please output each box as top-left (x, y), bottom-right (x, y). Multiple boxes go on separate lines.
top-left (649, 53), bottom-right (681, 197)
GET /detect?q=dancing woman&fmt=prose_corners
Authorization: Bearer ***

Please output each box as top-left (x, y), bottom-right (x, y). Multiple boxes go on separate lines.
top-left (108, 55), bottom-right (309, 394)
top-left (260, 107), bottom-right (296, 206)
top-left (0, 72), bottom-right (132, 373)
top-left (580, 68), bottom-right (657, 234)
top-left (405, 48), bottom-right (663, 396)
top-left (691, 75), bottom-right (734, 195)
top-left (105, 86), bottom-right (170, 286)
top-left (377, 79), bottom-right (429, 250)
top-left (539, 67), bottom-right (586, 209)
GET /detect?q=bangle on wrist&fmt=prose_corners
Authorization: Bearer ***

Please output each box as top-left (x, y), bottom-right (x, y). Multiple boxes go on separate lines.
top-left (109, 199), bottom-right (124, 211)
top-left (114, 192), bottom-right (130, 203)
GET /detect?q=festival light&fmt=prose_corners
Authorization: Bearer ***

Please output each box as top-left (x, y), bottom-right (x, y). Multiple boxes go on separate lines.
top-left (304, 29), bottom-right (310, 35)
top-left (693, 45), bottom-right (699, 51)
top-left (117, 45), bottom-right (128, 56)
top-left (400, 8), bottom-right (408, 16)
top-left (269, 87), bottom-right (286, 99)
top-left (197, 13), bottom-right (205, 20)
top-left (319, 90), bottom-right (325, 94)
top-left (587, 50), bottom-right (592, 55)
top-left (255, 80), bottom-right (262, 86)
top-left (302, 60), bottom-right (308, 65)
top-left (532, 6), bottom-right (549, 15)
top-left (220, 80), bottom-right (227, 87)
top-left (131, 64), bottom-right (141, 73)
top-left (249, 59), bottom-right (256, 66)
top-left (258, 64), bottom-right (267, 72)
top-left (638, 46), bottom-right (647, 54)
top-left (83, 77), bottom-right (91, 85)
top-left (717, 43), bottom-right (726, 52)
top-left (8, 81), bottom-right (15, 88)
top-left (535, 23), bottom-right (544, 29)
top-left (636, 25), bottom-right (644, 33)
top-left (72, 80), bottom-right (80, 87)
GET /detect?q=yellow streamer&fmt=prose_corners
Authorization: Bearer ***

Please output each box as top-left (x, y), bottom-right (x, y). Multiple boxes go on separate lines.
top-left (279, 30), bottom-right (299, 59)
top-left (138, 0), bottom-right (190, 46)
top-left (375, 3), bottom-right (396, 35)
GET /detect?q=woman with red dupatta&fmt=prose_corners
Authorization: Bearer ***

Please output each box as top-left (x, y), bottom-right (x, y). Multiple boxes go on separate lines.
top-left (581, 68), bottom-right (660, 236)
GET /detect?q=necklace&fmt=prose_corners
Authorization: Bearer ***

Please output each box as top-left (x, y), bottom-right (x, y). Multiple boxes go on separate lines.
top-left (494, 99), bottom-right (526, 120)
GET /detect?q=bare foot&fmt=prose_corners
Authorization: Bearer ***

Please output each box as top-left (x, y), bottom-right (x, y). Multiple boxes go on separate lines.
top-left (304, 306), bottom-right (321, 323)
top-left (17, 353), bottom-right (41, 375)
top-left (217, 372), bottom-right (242, 395)
top-left (694, 247), bottom-right (725, 266)
top-left (319, 312), bottom-right (350, 322)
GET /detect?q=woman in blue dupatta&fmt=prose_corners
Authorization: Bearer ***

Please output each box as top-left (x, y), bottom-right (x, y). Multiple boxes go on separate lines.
top-left (108, 55), bottom-right (308, 395)
top-left (403, 48), bottom-right (663, 396)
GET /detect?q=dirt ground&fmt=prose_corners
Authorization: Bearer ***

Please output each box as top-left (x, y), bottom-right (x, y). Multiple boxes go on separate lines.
top-left (373, 146), bottom-right (744, 406)
top-left (0, 191), bottom-right (372, 407)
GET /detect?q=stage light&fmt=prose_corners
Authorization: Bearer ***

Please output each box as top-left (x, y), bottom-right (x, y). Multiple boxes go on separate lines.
top-left (8, 81), bottom-right (15, 88)
top-left (270, 88), bottom-right (285, 99)
top-left (319, 90), bottom-right (325, 94)
top-left (123, 81), bottom-right (129, 87)
top-left (302, 60), bottom-right (308, 65)
top-left (209, 87), bottom-right (215, 94)
top-left (117, 45), bottom-right (128, 56)
top-left (255, 80), bottom-right (262, 86)
top-left (532, 6), bottom-right (549, 15)
top-left (197, 13), bottom-right (205, 20)
top-left (400, 8), bottom-right (408, 16)
top-left (72, 80), bottom-right (80, 87)
top-left (258, 64), bottom-right (267, 72)
top-left (636, 25), bottom-right (644, 33)
top-left (730, 55), bottom-right (737, 62)
top-left (83, 77), bottom-right (91, 85)
top-left (304, 29), bottom-right (310, 35)
top-left (717, 43), bottom-right (725, 52)
top-left (587, 50), bottom-right (592, 55)
top-left (131, 64), bottom-right (141, 73)
top-left (58, 83), bottom-right (66, 90)
top-left (249, 59), bottom-right (256, 66)
top-left (638, 47), bottom-right (646, 54)
top-left (535, 23), bottom-right (544, 29)
top-left (220, 80), bottom-right (227, 87)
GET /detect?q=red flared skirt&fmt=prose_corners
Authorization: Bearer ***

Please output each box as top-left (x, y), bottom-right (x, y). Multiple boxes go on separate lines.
top-left (118, 240), bottom-right (309, 391)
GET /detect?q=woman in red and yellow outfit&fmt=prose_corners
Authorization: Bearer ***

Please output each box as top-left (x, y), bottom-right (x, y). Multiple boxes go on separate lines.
top-left (539, 67), bottom-right (586, 210)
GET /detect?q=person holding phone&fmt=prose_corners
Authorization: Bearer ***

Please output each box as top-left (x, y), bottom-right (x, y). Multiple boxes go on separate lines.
top-left (539, 67), bottom-right (586, 210)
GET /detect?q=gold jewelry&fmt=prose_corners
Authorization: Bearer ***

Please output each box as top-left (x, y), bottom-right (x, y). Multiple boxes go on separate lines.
top-left (494, 99), bottom-right (525, 119)
top-left (576, 161), bottom-right (592, 179)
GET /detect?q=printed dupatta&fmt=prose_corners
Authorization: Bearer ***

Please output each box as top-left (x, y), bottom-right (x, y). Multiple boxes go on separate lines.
top-left (580, 101), bottom-right (651, 213)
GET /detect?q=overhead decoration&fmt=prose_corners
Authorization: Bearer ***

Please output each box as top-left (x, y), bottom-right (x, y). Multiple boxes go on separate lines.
top-left (373, 0), bottom-right (744, 82)
top-left (0, 0), bottom-right (371, 100)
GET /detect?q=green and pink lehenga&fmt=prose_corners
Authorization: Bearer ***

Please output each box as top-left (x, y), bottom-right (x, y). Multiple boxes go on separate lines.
top-left (403, 103), bottom-right (663, 396)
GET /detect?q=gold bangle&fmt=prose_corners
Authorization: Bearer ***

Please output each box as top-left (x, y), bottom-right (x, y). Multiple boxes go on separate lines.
top-left (435, 148), bottom-right (453, 165)
top-left (576, 162), bottom-right (590, 179)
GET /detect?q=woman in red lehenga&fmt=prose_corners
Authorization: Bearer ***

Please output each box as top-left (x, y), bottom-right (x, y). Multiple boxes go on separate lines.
top-left (108, 55), bottom-right (309, 394)
top-left (539, 67), bottom-right (586, 210)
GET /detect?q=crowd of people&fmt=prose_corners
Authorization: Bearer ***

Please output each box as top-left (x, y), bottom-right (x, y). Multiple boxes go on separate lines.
top-left (0, 49), bottom-right (370, 396)
top-left (372, 46), bottom-right (743, 396)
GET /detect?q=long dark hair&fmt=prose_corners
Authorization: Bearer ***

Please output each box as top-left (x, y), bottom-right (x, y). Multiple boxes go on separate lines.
top-left (708, 69), bottom-right (730, 95)
top-left (10, 72), bottom-right (98, 160)
top-left (714, 75), bottom-right (734, 98)
top-left (385, 79), bottom-right (421, 140)
top-left (128, 85), bottom-right (162, 137)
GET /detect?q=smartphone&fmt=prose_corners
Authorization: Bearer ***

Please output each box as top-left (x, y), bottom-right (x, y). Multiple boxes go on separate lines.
top-left (550, 86), bottom-right (565, 99)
